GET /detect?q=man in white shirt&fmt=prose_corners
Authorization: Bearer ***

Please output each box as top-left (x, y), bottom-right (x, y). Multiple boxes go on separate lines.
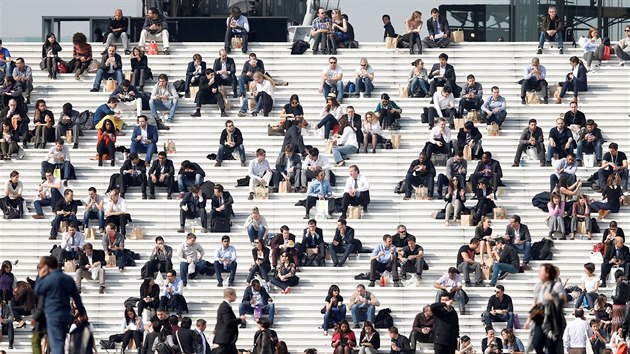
top-left (300, 147), bottom-right (331, 193)
top-left (320, 56), bottom-right (344, 103)
top-left (159, 270), bottom-right (187, 315)
top-left (76, 243), bottom-right (106, 294)
top-left (248, 148), bottom-right (272, 200)
top-left (427, 86), bottom-right (456, 129)
top-left (563, 309), bottom-right (590, 354)
top-left (549, 153), bottom-right (578, 192)
top-left (341, 165), bottom-right (370, 219)
top-left (426, 118), bottom-right (452, 160)
top-left (40, 139), bottom-right (73, 181)
top-left (149, 74), bottom-right (179, 123)
top-left (60, 222), bottom-right (85, 262)
top-left (614, 24), bottom-right (630, 66)
top-left (177, 233), bottom-right (209, 287)
top-left (104, 188), bottom-right (130, 235)
top-left (214, 235), bottom-right (238, 287)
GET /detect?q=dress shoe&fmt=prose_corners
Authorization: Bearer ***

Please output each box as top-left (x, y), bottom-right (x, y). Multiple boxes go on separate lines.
top-left (177, 227), bottom-right (185, 233)
top-left (149, 195), bottom-right (156, 199)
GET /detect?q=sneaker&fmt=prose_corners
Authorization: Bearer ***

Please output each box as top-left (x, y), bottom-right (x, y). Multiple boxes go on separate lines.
top-left (619, 61), bottom-right (625, 67)
top-left (248, 193), bottom-right (254, 200)
top-left (217, 282), bottom-right (223, 287)
top-left (163, 48), bottom-right (170, 55)
top-left (536, 48), bottom-right (543, 55)
top-left (368, 281), bottom-right (375, 287)
top-left (559, 49), bottom-right (564, 54)
top-left (237, 111), bottom-right (246, 117)
top-left (498, 271), bottom-right (509, 280)
top-left (124, 49), bottom-right (131, 55)
top-left (191, 110), bottom-right (201, 117)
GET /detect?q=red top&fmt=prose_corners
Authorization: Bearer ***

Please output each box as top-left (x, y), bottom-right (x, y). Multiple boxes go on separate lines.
top-left (97, 129), bottom-right (116, 147)
top-left (331, 331), bottom-right (356, 347)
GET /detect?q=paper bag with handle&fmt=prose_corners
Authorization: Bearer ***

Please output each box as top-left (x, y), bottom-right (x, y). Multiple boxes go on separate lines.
top-left (278, 180), bottom-right (291, 193)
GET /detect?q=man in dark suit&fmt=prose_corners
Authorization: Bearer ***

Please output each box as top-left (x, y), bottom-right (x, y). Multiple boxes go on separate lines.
top-left (75, 243), bottom-right (106, 294)
top-left (601, 236), bottom-right (630, 287)
top-left (430, 293), bottom-right (459, 354)
top-left (300, 219), bottom-right (327, 266)
top-left (215, 120), bottom-right (246, 167)
top-left (281, 117), bottom-right (308, 157)
top-left (178, 185), bottom-right (208, 233)
top-left (470, 152), bottom-right (503, 197)
top-left (453, 121), bottom-right (483, 159)
top-left (270, 225), bottom-right (298, 267)
top-left (185, 53), bottom-right (207, 98)
top-left (130, 115), bottom-right (158, 163)
top-left (346, 106), bottom-right (363, 149)
top-left (238, 279), bottom-right (275, 327)
top-left (423, 8), bottom-right (451, 49)
top-left (194, 319), bottom-right (212, 354)
top-left (90, 45), bottom-right (124, 92)
top-left (504, 215), bottom-right (532, 266)
top-left (190, 69), bottom-right (227, 118)
top-left (213, 288), bottom-right (245, 354)
top-left (148, 151), bottom-right (175, 199)
top-left (329, 219), bottom-right (356, 267)
top-left (1, 98), bottom-right (29, 148)
top-left (428, 53), bottom-right (458, 98)
top-left (175, 317), bottom-right (201, 354)
top-left (213, 49), bottom-right (237, 98)
top-left (403, 152), bottom-right (436, 200)
top-left (272, 144), bottom-right (302, 192)
top-left (118, 153), bottom-right (147, 199)
top-left (209, 184), bottom-right (233, 229)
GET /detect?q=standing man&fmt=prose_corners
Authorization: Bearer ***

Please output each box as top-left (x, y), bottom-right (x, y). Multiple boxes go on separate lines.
top-left (195, 319), bottom-right (212, 354)
top-left (537, 6), bottom-right (564, 55)
top-left (213, 288), bottom-right (246, 354)
top-left (423, 8), bottom-right (451, 48)
top-left (563, 309), bottom-right (589, 354)
top-left (34, 256), bottom-right (87, 354)
top-left (430, 292), bottom-right (459, 354)
top-left (130, 115), bottom-right (158, 164)
top-left (139, 7), bottom-right (170, 55)
top-left (148, 151), bottom-right (175, 200)
top-left (214, 120), bottom-right (246, 167)
top-left (224, 6), bottom-right (250, 54)
top-left (104, 9), bottom-right (130, 55)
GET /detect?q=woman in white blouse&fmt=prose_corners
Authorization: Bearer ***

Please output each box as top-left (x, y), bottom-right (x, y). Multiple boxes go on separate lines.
top-left (251, 72), bottom-right (275, 116)
top-left (579, 27), bottom-right (605, 71)
top-left (574, 262), bottom-right (599, 312)
top-left (315, 94), bottom-right (342, 140)
top-left (361, 111), bottom-right (383, 153)
top-left (332, 116), bottom-right (358, 166)
top-left (120, 307), bottom-right (144, 350)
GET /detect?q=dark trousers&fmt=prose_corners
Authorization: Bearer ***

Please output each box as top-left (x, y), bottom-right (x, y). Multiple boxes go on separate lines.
top-left (550, 173), bottom-right (576, 193)
top-left (474, 198), bottom-right (496, 223)
top-left (209, 209), bottom-right (229, 230)
top-left (458, 99), bottom-right (482, 117)
top-left (514, 142), bottom-right (545, 164)
top-left (149, 176), bottom-right (173, 195)
top-left (180, 208), bottom-right (208, 229)
top-left (429, 79), bottom-right (456, 97)
top-left (329, 243), bottom-right (355, 266)
top-left (255, 92), bottom-right (273, 116)
top-left (105, 214), bottom-right (130, 235)
top-left (341, 191), bottom-right (370, 217)
top-left (369, 258), bottom-right (399, 281)
top-left (217, 144), bottom-right (246, 162)
top-left (247, 262), bottom-right (271, 282)
top-left (521, 77), bottom-right (548, 99)
top-left (305, 196), bottom-right (334, 215)
top-left (216, 75), bottom-right (237, 95)
top-left (97, 140), bottom-right (115, 162)
top-left (271, 248), bottom-right (298, 268)
top-left (601, 262), bottom-right (630, 283)
top-left (131, 69), bottom-right (148, 88)
top-left (427, 107), bottom-right (456, 128)
top-left (437, 173), bottom-right (466, 197)
top-left (378, 108), bottom-right (401, 130)
top-left (434, 343), bottom-right (457, 354)
top-left (471, 173), bottom-right (500, 195)
top-left (121, 330), bottom-right (143, 350)
top-left (404, 173), bottom-right (435, 198)
top-left (399, 32), bottom-right (421, 53)
top-left (425, 142), bottom-right (451, 160)
top-left (560, 77), bottom-right (587, 98)
top-left (142, 259), bottom-right (172, 279)
top-left (159, 294), bottom-right (187, 315)
top-left (272, 169), bottom-right (300, 191)
top-left (401, 258), bottom-right (427, 277)
top-left (224, 30), bottom-right (249, 52)
top-left (120, 174), bottom-right (147, 196)
top-left (41, 161), bottom-right (72, 180)
top-left (533, 323), bottom-right (563, 354)
top-left (299, 243), bottom-right (327, 266)
top-left (185, 74), bottom-right (200, 93)
top-left (214, 344), bottom-right (238, 354)
top-left (409, 330), bottom-right (434, 349)
top-left (214, 261), bottom-right (237, 284)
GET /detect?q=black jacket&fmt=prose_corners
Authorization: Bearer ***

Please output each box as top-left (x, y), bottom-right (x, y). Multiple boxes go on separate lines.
top-left (98, 53), bottom-right (123, 71)
top-left (142, 13), bottom-right (168, 32)
top-left (120, 159), bottom-right (147, 176)
top-left (241, 60), bottom-right (265, 76)
top-left (282, 124), bottom-right (306, 155)
top-left (180, 191), bottom-right (208, 210)
top-left (275, 152), bottom-right (302, 174)
top-left (504, 224), bottom-right (532, 244)
top-left (148, 159), bottom-right (175, 179)
top-left (186, 61), bottom-right (207, 79)
top-left (241, 285), bottom-right (272, 306)
top-left (430, 302), bottom-right (459, 347)
top-left (213, 58), bottom-right (237, 78)
top-left (428, 63), bottom-right (456, 83)
top-left (426, 16), bottom-right (451, 38)
top-left (78, 250), bottom-right (106, 270)
top-left (251, 248), bottom-right (271, 268)
top-left (604, 245), bottom-right (630, 265)
top-left (473, 159), bottom-right (503, 180)
top-left (219, 128), bottom-right (244, 147)
top-left (1, 107), bottom-right (30, 126)
top-left (406, 159), bottom-right (436, 178)
top-left (178, 161), bottom-right (206, 179)
top-left (175, 328), bottom-right (201, 354)
top-left (332, 227), bottom-right (355, 247)
top-left (42, 41), bottom-right (63, 58)
top-left (210, 191), bottom-right (234, 216)
top-left (213, 301), bottom-right (243, 345)
top-left (457, 127), bottom-right (482, 147)
top-left (301, 227), bottom-right (325, 248)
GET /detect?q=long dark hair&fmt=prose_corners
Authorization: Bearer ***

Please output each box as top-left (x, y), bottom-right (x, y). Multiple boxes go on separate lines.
top-left (100, 119), bottom-right (116, 134)
top-left (124, 307), bottom-right (138, 325)
top-left (327, 284), bottom-right (340, 297)
top-left (44, 32), bottom-right (58, 48)
top-left (141, 278), bottom-right (155, 296)
top-left (0, 260), bottom-right (12, 275)
top-left (72, 32), bottom-right (88, 46)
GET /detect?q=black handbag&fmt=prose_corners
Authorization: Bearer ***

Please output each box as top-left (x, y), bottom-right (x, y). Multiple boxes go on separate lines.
top-left (100, 339), bottom-right (115, 350)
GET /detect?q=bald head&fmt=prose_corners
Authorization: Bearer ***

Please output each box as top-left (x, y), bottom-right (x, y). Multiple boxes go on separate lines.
top-left (114, 9), bottom-right (123, 19)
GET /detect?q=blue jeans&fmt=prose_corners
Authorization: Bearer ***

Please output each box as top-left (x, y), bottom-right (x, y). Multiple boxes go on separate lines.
top-left (178, 174), bottom-right (204, 193)
top-left (247, 225), bottom-right (266, 243)
top-left (546, 143), bottom-right (572, 162)
top-left (322, 81), bottom-right (344, 103)
top-left (510, 242), bottom-right (532, 263)
top-left (323, 304), bottom-right (346, 330)
top-left (131, 141), bottom-right (157, 162)
top-left (489, 263), bottom-right (519, 286)
top-left (538, 31), bottom-right (564, 49)
top-left (83, 210), bottom-right (105, 230)
top-left (577, 140), bottom-right (603, 161)
top-left (549, 173), bottom-right (576, 192)
top-left (41, 161), bottom-right (72, 180)
top-left (51, 214), bottom-right (78, 236)
top-left (317, 114), bottom-right (338, 140)
top-left (46, 315), bottom-right (72, 354)
top-left (179, 260), bottom-right (208, 286)
top-left (404, 173), bottom-right (435, 198)
top-left (350, 304), bottom-right (376, 325)
top-left (575, 291), bottom-right (598, 309)
top-left (238, 74), bottom-right (253, 97)
top-left (481, 110), bottom-right (507, 127)
top-left (355, 77), bottom-right (373, 95)
top-left (217, 144), bottom-right (246, 162)
top-left (92, 69), bottom-right (123, 90)
top-left (598, 168), bottom-right (628, 190)
top-left (34, 189), bottom-right (63, 215)
top-left (239, 302), bottom-right (275, 324)
top-left (332, 144), bottom-right (357, 163)
top-left (409, 78), bottom-right (430, 96)
top-left (214, 261), bottom-right (237, 284)
top-left (482, 311), bottom-right (513, 329)
top-left (150, 98), bottom-right (179, 122)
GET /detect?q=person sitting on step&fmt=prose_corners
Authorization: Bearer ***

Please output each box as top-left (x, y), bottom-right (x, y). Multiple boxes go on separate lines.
top-left (237, 72), bottom-right (274, 117)
top-left (304, 170), bottom-right (334, 220)
top-left (184, 53), bottom-right (206, 98)
top-left (329, 219), bottom-right (356, 267)
top-left (512, 118), bottom-right (545, 167)
top-left (159, 270), bottom-right (188, 316)
top-left (556, 56), bottom-right (588, 104)
top-left (214, 120), bottom-right (246, 167)
top-left (190, 69), bottom-right (227, 118)
top-left (247, 148), bottom-right (272, 201)
top-left (119, 153), bottom-right (147, 199)
top-left (272, 144), bottom-right (302, 193)
top-left (177, 160), bottom-right (205, 198)
top-left (32, 169), bottom-right (63, 220)
top-left (300, 219), bottom-right (327, 266)
top-left (138, 7), bottom-right (170, 55)
top-left (458, 75), bottom-right (483, 118)
top-left (148, 151), bottom-right (175, 200)
top-left (209, 184), bottom-right (234, 230)
top-left (177, 185), bottom-right (208, 234)
top-left (423, 8), bottom-right (451, 49)
top-left (214, 235), bottom-right (238, 287)
top-left (213, 49), bottom-right (238, 98)
top-left (90, 45), bottom-right (123, 93)
top-left (480, 86), bottom-right (507, 128)
top-left (130, 116), bottom-right (158, 164)
top-left (520, 57), bottom-right (549, 105)
top-left (340, 165), bottom-right (370, 219)
top-left (536, 6), bottom-right (564, 55)
top-left (104, 188), bottom-right (131, 236)
top-left (75, 242), bottom-right (106, 294)
top-left (49, 189), bottom-right (79, 240)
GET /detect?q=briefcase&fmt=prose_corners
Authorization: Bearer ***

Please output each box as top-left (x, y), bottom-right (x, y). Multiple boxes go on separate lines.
top-left (211, 217), bottom-right (231, 233)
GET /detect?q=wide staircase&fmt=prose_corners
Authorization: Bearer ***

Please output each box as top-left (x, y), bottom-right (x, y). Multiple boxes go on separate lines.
top-left (0, 41), bottom-right (629, 353)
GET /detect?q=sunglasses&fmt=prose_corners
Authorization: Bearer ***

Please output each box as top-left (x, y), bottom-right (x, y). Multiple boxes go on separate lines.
top-left (360, 64), bottom-right (366, 67)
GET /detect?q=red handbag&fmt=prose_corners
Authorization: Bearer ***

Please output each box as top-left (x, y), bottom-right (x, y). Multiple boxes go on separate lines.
top-left (602, 46), bottom-right (611, 61)
top-left (58, 61), bottom-right (69, 73)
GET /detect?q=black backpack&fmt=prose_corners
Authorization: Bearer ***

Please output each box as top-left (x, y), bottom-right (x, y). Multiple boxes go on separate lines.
top-left (3, 205), bottom-right (20, 219)
top-left (212, 216), bottom-right (230, 233)
top-left (173, 79), bottom-right (186, 93)
top-left (531, 191), bottom-right (551, 212)
top-left (291, 40), bottom-right (310, 55)
top-left (123, 297), bottom-right (141, 308)
top-left (374, 308), bottom-right (393, 328)
top-left (531, 239), bottom-right (553, 260)
top-left (78, 110), bottom-right (95, 131)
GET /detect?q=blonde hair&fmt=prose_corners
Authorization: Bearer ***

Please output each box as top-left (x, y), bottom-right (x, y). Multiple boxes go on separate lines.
top-left (253, 71), bottom-right (276, 88)
top-left (359, 57), bottom-right (370, 68)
